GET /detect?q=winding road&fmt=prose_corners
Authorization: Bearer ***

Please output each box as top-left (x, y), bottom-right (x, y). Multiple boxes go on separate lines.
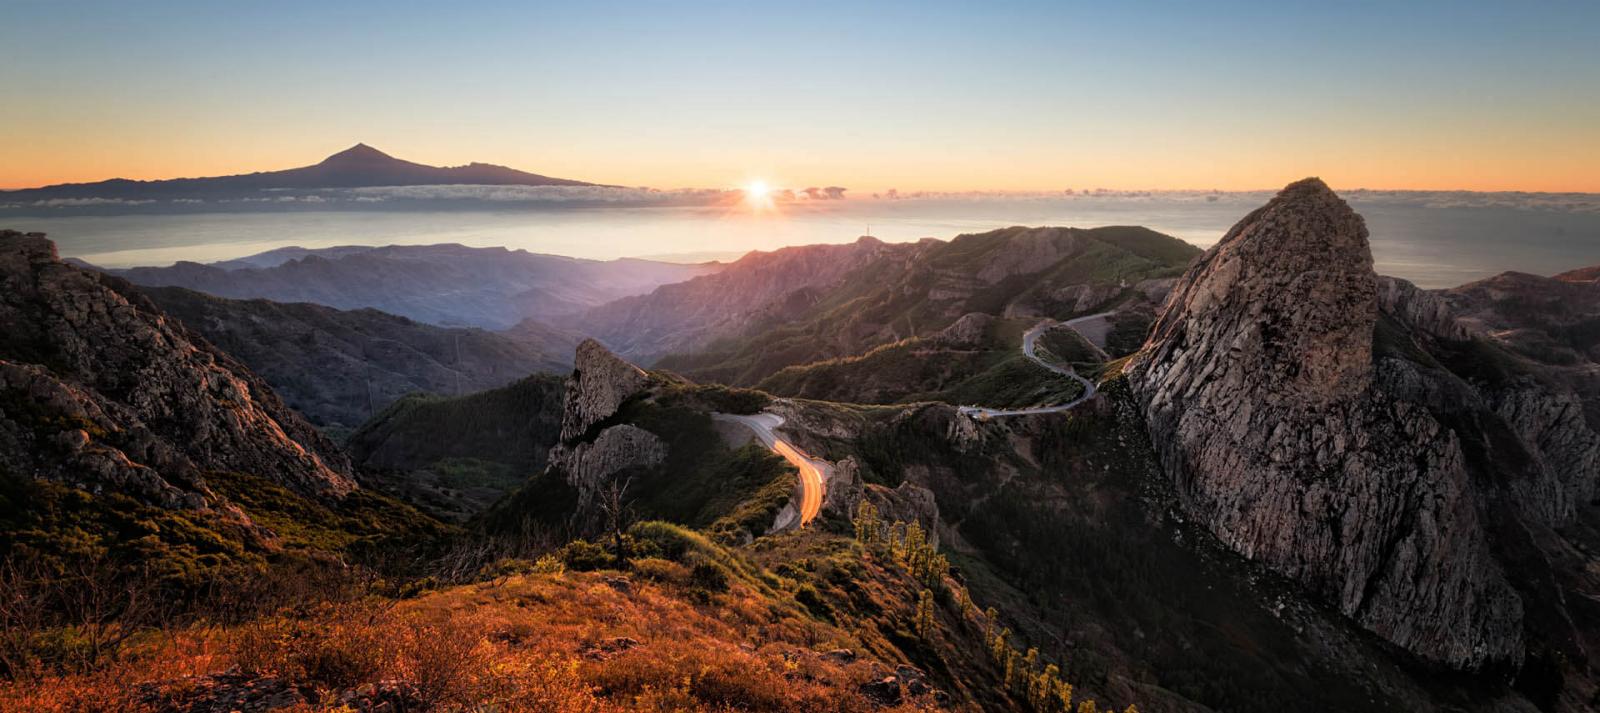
top-left (956, 312), bottom-right (1113, 419)
top-left (711, 412), bottom-right (828, 530)
top-left (712, 311), bottom-right (1113, 528)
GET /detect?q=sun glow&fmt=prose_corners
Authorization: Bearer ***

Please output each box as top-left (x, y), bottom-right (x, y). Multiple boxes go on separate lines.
top-left (742, 179), bottom-right (775, 212)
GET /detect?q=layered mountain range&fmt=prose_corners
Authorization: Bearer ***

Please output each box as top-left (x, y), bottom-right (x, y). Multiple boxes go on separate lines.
top-left (575, 225), bottom-right (1197, 383)
top-left (103, 242), bottom-right (717, 329)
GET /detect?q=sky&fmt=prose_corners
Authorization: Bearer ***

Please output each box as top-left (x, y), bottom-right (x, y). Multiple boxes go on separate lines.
top-left (2, 0), bottom-right (1598, 192)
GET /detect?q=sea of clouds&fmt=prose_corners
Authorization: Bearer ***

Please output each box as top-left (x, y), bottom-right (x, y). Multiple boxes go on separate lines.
top-left (5, 185), bottom-right (1600, 214)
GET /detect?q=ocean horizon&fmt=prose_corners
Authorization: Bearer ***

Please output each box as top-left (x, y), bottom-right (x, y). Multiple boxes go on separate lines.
top-left (7, 194), bottom-right (1598, 288)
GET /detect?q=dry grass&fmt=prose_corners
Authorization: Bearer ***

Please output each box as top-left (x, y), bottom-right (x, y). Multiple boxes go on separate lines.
top-left (0, 568), bottom-right (944, 713)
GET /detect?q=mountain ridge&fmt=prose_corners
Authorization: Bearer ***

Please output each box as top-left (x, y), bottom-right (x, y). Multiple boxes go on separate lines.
top-left (140, 285), bottom-right (577, 431)
top-left (100, 242), bottom-right (720, 329)
top-left (578, 226), bottom-right (1200, 384)
top-left (0, 144), bottom-right (598, 200)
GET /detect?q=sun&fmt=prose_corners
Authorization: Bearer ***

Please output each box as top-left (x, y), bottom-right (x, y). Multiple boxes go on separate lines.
top-left (745, 180), bottom-right (769, 201)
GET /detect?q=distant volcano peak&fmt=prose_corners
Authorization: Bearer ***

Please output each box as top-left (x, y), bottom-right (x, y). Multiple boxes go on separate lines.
top-left (319, 143), bottom-right (396, 165)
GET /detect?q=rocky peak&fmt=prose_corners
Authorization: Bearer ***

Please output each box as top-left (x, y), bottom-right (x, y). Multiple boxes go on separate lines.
top-left (1143, 177), bottom-right (1375, 405)
top-left (559, 339), bottom-right (652, 442)
top-left (1128, 181), bottom-right (1524, 671)
top-left (0, 230), bottom-right (355, 506)
top-left (319, 143), bottom-right (394, 166)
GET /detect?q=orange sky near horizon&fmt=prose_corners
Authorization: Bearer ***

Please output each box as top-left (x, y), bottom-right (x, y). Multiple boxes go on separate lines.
top-left (4, 129), bottom-right (1598, 194)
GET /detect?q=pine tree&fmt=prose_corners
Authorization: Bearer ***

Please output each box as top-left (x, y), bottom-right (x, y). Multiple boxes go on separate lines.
top-left (1122, 706), bottom-right (1138, 713)
top-left (1016, 646), bottom-right (1036, 699)
top-left (991, 627), bottom-right (1010, 663)
top-left (924, 552), bottom-right (950, 587)
top-left (915, 588), bottom-right (936, 640)
top-left (1055, 682), bottom-right (1074, 713)
top-left (983, 606), bottom-right (999, 640)
top-left (1077, 700), bottom-right (1098, 713)
top-left (1004, 647), bottom-right (1019, 690)
top-left (853, 501), bottom-right (881, 546)
top-left (903, 520), bottom-right (925, 567)
top-left (958, 588), bottom-right (974, 623)
top-left (1037, 664), bottom-right (1061, 710)
top-left (887, 521), bottom-right (905, 561)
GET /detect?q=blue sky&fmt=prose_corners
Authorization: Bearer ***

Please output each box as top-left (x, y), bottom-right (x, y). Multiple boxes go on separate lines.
top-left (2, 0), bottom-right (1597, 190)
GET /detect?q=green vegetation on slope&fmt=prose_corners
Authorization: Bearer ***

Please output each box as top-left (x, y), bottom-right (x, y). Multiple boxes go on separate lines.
top-left (656, 226), bottom-right (1200, 387)
top-left (756, 317), bottom-right (1087, 409)
top-left (347, 373), bottom-right (564, 520)
top-left (480, 380), bottom-right (788, 542)
top-left (0, 468), bottom-right (453, 592)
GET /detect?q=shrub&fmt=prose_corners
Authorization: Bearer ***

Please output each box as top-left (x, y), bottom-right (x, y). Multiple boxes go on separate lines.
top-left (687, 558), bottom-right (730, 593)
top-left (230, 601), bottom-right (395, 690)
top-left (794, 584), bottom-right (832, 621)
top-left (630, 558), bottom-right (689, 586)
top-left (558, 540), bottom-right (611, 572)
top-left (531, 553), bottom-right (565, 575)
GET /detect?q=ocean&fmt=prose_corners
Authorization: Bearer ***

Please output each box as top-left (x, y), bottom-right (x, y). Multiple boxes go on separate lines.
top-left (5, 195), bottom-right (1597, 288)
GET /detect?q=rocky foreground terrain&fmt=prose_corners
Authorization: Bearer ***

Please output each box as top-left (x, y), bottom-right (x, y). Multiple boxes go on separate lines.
top-left (0, 230), bottom-right (354, 508)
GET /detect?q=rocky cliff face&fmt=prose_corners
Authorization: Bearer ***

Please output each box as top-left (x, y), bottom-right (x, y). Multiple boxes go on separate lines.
top-left (544, 339), bottom-right (663, 512)
top-left (1377, 274), bottom-right (1600, 528)
top-left (549, 425), bottom-right (667, 509)
top-left (559, 339), bottom-right (652, 442)
top-left (0, 231), bottom-right (354, 509)
top-left (1376, 276), bottom-right (1471, 341)
top-left (1127, 180), bottom-right (1526, 670)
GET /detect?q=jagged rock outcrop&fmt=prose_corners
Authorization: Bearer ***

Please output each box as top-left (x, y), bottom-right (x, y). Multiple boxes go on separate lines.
top-left (866, 480), bottom-right (942, 548)
top-left (933, 313), bottom-right (996, 348)
top-left (560, 339), bottom-right (651, 441)
top-left (1377, 274), bottom-right (1600, 528)
top-left (0, 231), bottom-right (355, 506)
top-left (1488, 379), bottom-right (1600, 525)
top-left (550, 424), bottom-right (667, 507)
top-left (1377, 276), bottom-right (1470, 341)
top-left (1042, 283), bottom-right (1125, 314)
top-left (540, 340), bottom-right (664, 519)
top-left (821, 456), bottom-right (864, 518)
top-left (1127, 180), bottom-right (1524, 670)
